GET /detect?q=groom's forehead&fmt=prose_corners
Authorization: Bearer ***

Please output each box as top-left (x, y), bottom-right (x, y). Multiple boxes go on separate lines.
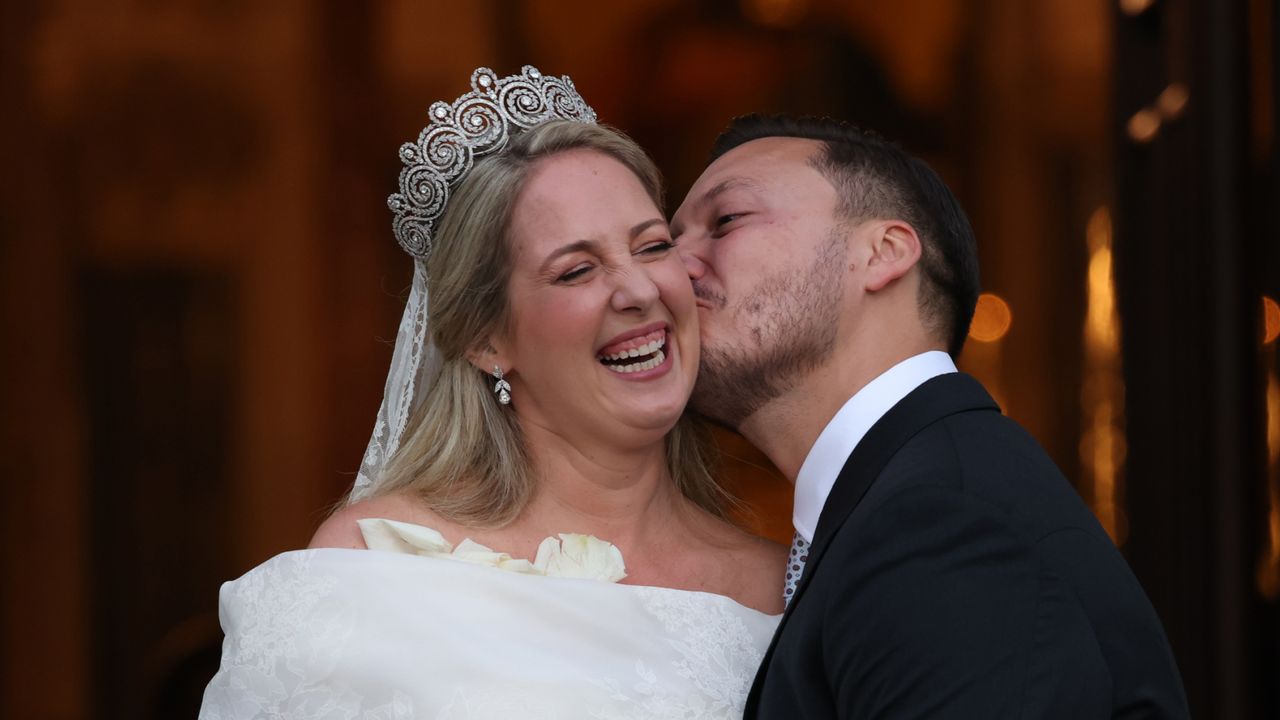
top-left (730, 135), bottom-right (822, 162)
top-left (685, 138), bottom-right (823, 201)
top-left (684, 176), bottom-right (764, 213)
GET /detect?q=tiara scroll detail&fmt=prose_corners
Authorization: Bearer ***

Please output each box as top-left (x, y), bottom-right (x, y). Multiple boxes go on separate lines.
top-left (387, 65), bottom-right (598, 258)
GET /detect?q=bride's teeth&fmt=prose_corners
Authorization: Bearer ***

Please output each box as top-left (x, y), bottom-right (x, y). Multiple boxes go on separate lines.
top-left (602, 347), bottom-right (667, 375)
top-left (599, 331), bottom-right (670, 371)
top-left (600, 332), bottom-right (667, 361)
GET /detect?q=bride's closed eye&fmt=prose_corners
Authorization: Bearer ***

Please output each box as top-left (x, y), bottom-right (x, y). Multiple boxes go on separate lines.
top-left (636, 239), bottom-right (675, 255)
top-left (556, 263), bottom-right (594, 283)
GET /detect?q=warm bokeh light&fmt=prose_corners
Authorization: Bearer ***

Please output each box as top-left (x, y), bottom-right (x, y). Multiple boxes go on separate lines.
top-left (1082, 207), bottom-right (1128, 545)
top-left (968, 293), bottom-right (1013, 342)
top-left (1263, 296), bottom-right (1280, 345)
top-left (741, 0), bottom-right (809, 27)
top-left (1126, 83), bottom-right (1189, 145)
top-left (1156, 83), bottom-right (1190, 120)
top-left (1127, 108), bottom-right (1161, 143)
top-left (1119, 0), bottom-right (1157, 17)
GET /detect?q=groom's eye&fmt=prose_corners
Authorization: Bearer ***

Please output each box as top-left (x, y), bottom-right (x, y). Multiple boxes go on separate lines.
top-left (715, 214), bottom-right (743, 227)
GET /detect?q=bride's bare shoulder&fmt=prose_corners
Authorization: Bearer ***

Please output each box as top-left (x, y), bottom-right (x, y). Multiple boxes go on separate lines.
top-left (682, 509), bottom-right (789, 613)
top-left (308, 491), bottom-right (449, 549)
top-left (719, 523), bottom-right (788, 580)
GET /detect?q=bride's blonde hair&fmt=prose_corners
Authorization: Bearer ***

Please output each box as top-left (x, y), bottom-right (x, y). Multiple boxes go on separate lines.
top-left (374, 120), bottom-right (730, 526)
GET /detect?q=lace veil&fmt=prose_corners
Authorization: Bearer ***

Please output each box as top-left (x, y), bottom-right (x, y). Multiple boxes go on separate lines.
top-left (350, 261), bottom-right (437, 501)
top-left (349, 66), bottom-right (596, 503)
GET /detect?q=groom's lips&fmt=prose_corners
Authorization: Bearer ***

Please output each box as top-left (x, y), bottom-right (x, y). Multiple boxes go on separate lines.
top-left (691, 283), bottom-right (725, 311)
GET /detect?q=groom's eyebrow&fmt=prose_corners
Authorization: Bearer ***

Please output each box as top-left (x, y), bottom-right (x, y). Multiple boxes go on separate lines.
top-left (704, 177), bottom-right (761, 203)
top-left (673, 177), bottom-right (762, 236)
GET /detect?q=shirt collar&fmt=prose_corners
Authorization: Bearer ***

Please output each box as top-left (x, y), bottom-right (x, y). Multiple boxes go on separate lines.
top-left (791, 351), bottom-right (958, 542)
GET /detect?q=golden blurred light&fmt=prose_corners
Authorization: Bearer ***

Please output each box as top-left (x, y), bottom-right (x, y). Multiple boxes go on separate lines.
top-left (1085, 209), bottom-right (1118, 347)
top-left (1268, 373), bottom-right (1279, 470)
top-left (741, 0), bottom-right (809, 27)
top-left (1263, 296), bottom-right (1280, 345)
top-left (1258, 370), bottom-right (1280, 599)
top-left (1156, 83), bottom-right (1190, 120)
top-left (1082, 207), bottom-right (1127, 545)
top-left (1257, 297), bottom-right (1280, 598)
top-left (968, 293), bottom-right (1012, 343)
top-left (1086, 206), bottom-right (1112, 252)
top-left (1119, 0), bottom-right (1156, 16)
top-left (1127, 108), bottom-right (1161, 143)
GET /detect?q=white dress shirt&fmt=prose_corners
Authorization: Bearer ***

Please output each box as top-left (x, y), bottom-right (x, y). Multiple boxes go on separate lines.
top-left (791, 351), bottom-right (958, 543)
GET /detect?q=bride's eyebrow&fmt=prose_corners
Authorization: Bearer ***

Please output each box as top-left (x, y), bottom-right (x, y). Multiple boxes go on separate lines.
top-left (539, 219), bottom-right (666, 268)
top-left (629, 218), bottom-right (666, 237)
top-left (540, 239), bottom-right (600, 272)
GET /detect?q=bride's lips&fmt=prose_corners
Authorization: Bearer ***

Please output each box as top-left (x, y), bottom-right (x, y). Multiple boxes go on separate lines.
top-left (597, 322), bottom-right (669, 353)
top-left (596, 322), bottom-right (674, 380)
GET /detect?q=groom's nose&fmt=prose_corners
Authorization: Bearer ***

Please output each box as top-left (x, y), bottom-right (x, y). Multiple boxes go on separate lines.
top-left (677, 240), bottom-right (710, 282)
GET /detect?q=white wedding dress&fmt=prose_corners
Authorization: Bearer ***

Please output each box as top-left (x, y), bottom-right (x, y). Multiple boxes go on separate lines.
top-left (199, 520), bottom-right (780, 719)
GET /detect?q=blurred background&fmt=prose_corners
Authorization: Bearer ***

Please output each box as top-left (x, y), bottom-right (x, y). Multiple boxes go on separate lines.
top-left (1, 0), bottom-right (1276, 717)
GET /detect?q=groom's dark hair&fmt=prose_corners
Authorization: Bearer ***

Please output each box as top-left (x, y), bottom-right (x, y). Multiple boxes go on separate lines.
top-left (710, 114), bottom-right (980, 358)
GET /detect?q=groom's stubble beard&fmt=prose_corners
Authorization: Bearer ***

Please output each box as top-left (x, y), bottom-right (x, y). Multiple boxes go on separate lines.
top-left (690, 227), bottom-right (845, 428)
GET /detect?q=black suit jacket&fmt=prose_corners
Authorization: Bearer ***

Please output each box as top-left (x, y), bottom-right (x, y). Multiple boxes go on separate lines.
top-left (745, 373), bottom-right (1188, 719)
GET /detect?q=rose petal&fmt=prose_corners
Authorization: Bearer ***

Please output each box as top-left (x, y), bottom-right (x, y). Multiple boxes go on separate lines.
top-left (358, 518), bottom-right (453, 555)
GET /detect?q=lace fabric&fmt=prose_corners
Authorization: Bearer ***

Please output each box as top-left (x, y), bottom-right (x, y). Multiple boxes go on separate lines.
top-left (352, 261), bottom-right (438, 502)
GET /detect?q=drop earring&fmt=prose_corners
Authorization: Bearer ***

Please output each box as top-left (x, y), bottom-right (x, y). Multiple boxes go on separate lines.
top-left (492, 366), bottom-right (512, 405)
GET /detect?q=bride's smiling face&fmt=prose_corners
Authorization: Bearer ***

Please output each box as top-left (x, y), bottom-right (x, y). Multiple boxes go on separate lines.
top-left (493, 149), bottom-right (699, 446)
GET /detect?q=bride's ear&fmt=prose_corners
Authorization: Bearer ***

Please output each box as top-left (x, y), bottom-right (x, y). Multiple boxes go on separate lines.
top-left (465, 337), bottom-right (513, 377)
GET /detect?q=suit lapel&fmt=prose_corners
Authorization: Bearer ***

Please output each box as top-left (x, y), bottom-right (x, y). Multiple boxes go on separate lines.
top-left (744, 373), bottom-right (1000, 716)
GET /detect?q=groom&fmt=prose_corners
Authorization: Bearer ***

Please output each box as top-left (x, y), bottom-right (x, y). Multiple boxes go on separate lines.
top-left (671, 115), bottom-right (1190, 718)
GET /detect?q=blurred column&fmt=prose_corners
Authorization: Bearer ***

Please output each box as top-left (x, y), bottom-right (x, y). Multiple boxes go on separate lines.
top-left (0, 5), bottom-right (91, 719)
top-left (1112, 0), bottom-right (1276, 715)
top-left (313, 0), bottom-right (403, 505)
top-left (961, 0), bottom-right (1104, 477)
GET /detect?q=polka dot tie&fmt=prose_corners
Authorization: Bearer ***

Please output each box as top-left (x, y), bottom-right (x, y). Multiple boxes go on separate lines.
top-left (784, 532), bottom-right (810, 607)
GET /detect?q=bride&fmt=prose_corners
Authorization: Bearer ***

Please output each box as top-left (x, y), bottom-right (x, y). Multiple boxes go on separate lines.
top-left (200, 66), bottom-right (785, 719)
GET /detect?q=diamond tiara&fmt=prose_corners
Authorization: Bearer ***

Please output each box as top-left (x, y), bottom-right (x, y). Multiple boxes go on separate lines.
top-left (387, 65), bottom-right (598, 258)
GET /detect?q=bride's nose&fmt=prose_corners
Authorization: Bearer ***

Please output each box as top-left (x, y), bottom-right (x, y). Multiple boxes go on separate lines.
top-left (609, 267), bottom-right (660, 314)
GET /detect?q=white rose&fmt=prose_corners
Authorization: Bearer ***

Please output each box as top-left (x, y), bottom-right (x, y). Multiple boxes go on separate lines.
top-left (357, 519), bottom-right (623, 581)
top-left (533, 533), bottom-right (627, 582)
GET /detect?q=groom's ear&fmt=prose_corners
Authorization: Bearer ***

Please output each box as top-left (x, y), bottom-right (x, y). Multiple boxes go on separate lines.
top-left (863, 221), bottom-right (922, 293)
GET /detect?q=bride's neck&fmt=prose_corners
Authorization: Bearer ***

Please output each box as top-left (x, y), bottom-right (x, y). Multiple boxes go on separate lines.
top-left (512, 420), bottom-right (684, 548)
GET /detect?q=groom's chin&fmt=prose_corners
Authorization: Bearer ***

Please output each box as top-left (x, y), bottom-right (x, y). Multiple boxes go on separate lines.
top-left (689, 367), bottom-right (753, 431)
top-left (689, 374), bottom-right (730, 427)
top-left (688, 384), bottom-right (729, 429)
